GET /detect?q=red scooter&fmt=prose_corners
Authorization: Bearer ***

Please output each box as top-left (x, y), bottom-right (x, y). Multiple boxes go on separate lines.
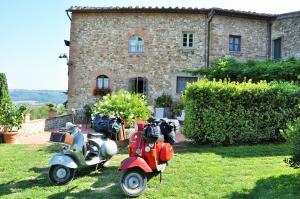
top-left (119, 119), bottom-right (176, 197)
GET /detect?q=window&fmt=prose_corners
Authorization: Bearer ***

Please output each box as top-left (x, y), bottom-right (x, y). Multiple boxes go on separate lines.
top-left (176, 77), bottom-right (198, 93)
top-left (128, 77), bottom-right (147, 95)
top-left (182, 33), bottom-right (194, 48)
top-left (128, 36), bottom-right (144, 53)
top-left (229, 35), bottom-right (241, 52)
top-left (96, 75), bottom-right (109, 89)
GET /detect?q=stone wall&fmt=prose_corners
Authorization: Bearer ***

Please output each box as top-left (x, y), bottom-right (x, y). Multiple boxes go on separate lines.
top-left (17, 115), bottom-right (72, 136)
top-left (272, 11), bottom-right (300, 59)
top-left (68, 12), bottom-right (208, 110)
top-left (209, 15), bottom-right (269, 62)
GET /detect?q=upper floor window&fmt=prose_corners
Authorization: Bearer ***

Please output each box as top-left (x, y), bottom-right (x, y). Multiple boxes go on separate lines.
top-left (97, 75), bottom-right (109, 89)
top-left (176, 76), bottom-right (198, 93)
top-left (128, 36), bottom-right (144, 53)
top-left (182, 33), bottom-right (194, 48)
top-left (229, 35), bottom-right (241, 52)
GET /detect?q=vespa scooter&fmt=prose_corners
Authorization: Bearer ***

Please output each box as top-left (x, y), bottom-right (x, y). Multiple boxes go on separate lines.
top-left (48, 122), bottom-right (118, 185)
top-left (119, 119), bottom-right (178, 197)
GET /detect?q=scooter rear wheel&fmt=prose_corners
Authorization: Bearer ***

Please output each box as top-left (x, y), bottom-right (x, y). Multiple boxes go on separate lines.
top-left (120, 168), bottom-right (147, 197)
top-left (49, 165), bottom-right (75, 185)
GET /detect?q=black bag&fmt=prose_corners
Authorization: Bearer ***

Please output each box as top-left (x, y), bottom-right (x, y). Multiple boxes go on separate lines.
top-left (93, 115), bottom-right (122, 139)
top-left (142, 125), bottom-right (162, 143)
top-left (160, 121), bottom-right (176, 145)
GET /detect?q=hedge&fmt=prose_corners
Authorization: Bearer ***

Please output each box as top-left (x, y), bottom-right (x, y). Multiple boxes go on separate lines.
top-left (187, 58), bottom-right (300, 83)
top-left (281, 118), bottom-right (300, 168)
top-left (182, 79), bottom-right (300, 145)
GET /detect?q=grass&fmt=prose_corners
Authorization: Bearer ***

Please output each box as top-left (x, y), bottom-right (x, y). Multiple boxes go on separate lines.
top-left (0, 143), bottom-right (299, 199)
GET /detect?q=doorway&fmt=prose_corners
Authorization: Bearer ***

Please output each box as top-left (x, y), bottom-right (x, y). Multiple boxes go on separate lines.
top-left (128, 77), bottom-right (148, 95)
top-left (273, 38), bottom-right (282, 60)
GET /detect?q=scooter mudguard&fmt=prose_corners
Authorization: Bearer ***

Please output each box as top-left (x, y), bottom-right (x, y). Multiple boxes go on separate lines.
top-left (119, 156), bottom-right (152, 173)
top-left (49, 154), bottom-right (78, 169)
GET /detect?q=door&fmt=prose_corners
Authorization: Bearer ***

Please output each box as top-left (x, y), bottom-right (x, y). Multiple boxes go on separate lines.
top-left (273, 38), bottom-right (282, 60)
top-left (128, 77), bottom-right (148, 95)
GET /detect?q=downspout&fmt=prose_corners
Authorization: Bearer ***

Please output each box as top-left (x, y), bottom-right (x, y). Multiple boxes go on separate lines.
top-left (206, 9), bottom-right (215, 68)
top-left (267, 21), bottom-right (272, 60)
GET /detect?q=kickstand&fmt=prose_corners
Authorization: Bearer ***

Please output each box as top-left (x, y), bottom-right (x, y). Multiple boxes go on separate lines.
top-left (95, 163), bottom-right (99, 171)
top-left (160, 172), bottom-right (162, 183)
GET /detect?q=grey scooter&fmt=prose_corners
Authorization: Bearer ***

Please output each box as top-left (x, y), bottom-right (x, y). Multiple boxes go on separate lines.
top-left (48, 122), bottom-right (118, 185)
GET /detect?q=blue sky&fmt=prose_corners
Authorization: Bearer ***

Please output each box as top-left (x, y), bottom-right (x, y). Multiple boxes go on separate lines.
top-left (1, 0), bottom-right (299, 90)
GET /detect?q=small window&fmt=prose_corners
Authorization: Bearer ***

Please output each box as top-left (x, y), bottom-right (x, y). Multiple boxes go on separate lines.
top-left (96, 75), bottom-right (109, 89)
top-left (176, 76), bottom-right (198, 93)
top-left (229, 35), bottom-right (241, 52)
top-left (182, 33), bottom-right (194, 48)
top-left (128, 36), bottom-right (144, 53)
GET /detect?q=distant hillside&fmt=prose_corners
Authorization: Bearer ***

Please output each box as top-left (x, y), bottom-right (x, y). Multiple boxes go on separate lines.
top-left (9, 89), bottom-right (67, 105)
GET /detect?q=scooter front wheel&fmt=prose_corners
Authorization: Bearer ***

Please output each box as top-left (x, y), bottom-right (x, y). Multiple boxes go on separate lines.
top-left (48, 165), bottom-right (75, 185)
top-left (120, 168), bottom-right (147, 197)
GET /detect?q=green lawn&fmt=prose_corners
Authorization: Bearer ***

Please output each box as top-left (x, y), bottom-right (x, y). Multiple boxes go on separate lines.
top-left (0, 143), bottom-right (299, 199)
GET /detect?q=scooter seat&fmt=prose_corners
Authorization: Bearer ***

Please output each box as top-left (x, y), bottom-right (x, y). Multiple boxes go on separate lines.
top-left (87, 132), bottom-right (104, 139)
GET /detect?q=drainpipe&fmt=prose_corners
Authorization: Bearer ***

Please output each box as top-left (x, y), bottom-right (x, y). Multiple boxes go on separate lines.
top-left (267, 21), bottom-right (272, 60)
top-left (206, 9), bottom-right (215, 68)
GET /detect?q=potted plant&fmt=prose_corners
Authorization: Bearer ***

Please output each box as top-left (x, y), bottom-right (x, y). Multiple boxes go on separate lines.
top-left (46, 103), bottom-right (57, 118)
top-left (93, 90), bottom-right (150, 142)
top-left (0, 103), bottom-right (26, 144)
top-left (0, 73), bottom-right (27, 143)
top-left (155, 93), bottom-right (173, 118)
top-left (93, 88), bottom-right (111, 96)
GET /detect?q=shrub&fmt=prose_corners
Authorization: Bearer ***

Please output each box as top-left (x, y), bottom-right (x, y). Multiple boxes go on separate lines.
top-left (0, 73), bottom-right (27, 131)
top-left (155, 93), bottom-right (173, 107)
top-left (187, 58), bottom-right (300, 83)
top-left (183, 79), bottom-right (300, 145)
top-left (281, 118), bottom-right (300, 168)
top-left (93, 90), bottom-right (151, 124)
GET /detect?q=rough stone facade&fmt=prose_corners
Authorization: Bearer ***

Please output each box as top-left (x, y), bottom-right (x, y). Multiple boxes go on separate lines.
top-left (66, 7), bottom-right (300, 110)
top-left (271, 11), bottom-right (300, 59)
top-left (210, 15), bottom-right (269, 62)
top-left (68, 12), bottom-right (207, 109)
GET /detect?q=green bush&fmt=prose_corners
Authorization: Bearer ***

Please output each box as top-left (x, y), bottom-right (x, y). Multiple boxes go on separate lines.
top-left (93, 90), bottom-right (151, 124)
top-left (183, 79), bottom-right (300, 145)
top-left (155, 93), bottom-right (173, 107)
top-left (187, 58), bottom-right (300, 83)
top-left (281, 118), bottom-right (300, 168)
top-left (0, 73), bottom-right (27, 130)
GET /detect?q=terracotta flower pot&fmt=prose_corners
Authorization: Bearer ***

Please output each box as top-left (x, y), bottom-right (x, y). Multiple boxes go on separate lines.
top-left (3, 129), bottom-right (18, 144)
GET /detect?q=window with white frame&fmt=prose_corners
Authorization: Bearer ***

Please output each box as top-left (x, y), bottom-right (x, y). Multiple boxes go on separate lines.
top-left (182, 33), bottom-right (194, 48)
top-left (96, 75), bottom-right (109, 89)
top-left (128, 36), bottom-right (144, 53)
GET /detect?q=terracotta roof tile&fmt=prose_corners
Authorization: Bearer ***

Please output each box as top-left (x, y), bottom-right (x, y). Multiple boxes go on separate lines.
top-left (66, 6), bottom-right (277, 19)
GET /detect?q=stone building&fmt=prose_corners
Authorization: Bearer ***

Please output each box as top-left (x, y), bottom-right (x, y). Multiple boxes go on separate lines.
top-left (65, 7), bottom-right (300, 110)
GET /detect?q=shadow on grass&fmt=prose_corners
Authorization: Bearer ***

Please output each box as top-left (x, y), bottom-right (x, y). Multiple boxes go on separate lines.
top-left (47, 165), bottom-right (124, 199)
top-left (0, 165), bottom-right (125, 198)
top-left (174, 141), bottom-right (290, 158)
top-left (0, 167), bottom-right (50, 197)
top-left (227, 173), bottom-right (300, 199)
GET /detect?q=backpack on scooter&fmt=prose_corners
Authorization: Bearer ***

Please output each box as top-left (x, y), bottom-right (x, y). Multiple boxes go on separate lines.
top-left (159, 120), bottom-right (176, 145)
